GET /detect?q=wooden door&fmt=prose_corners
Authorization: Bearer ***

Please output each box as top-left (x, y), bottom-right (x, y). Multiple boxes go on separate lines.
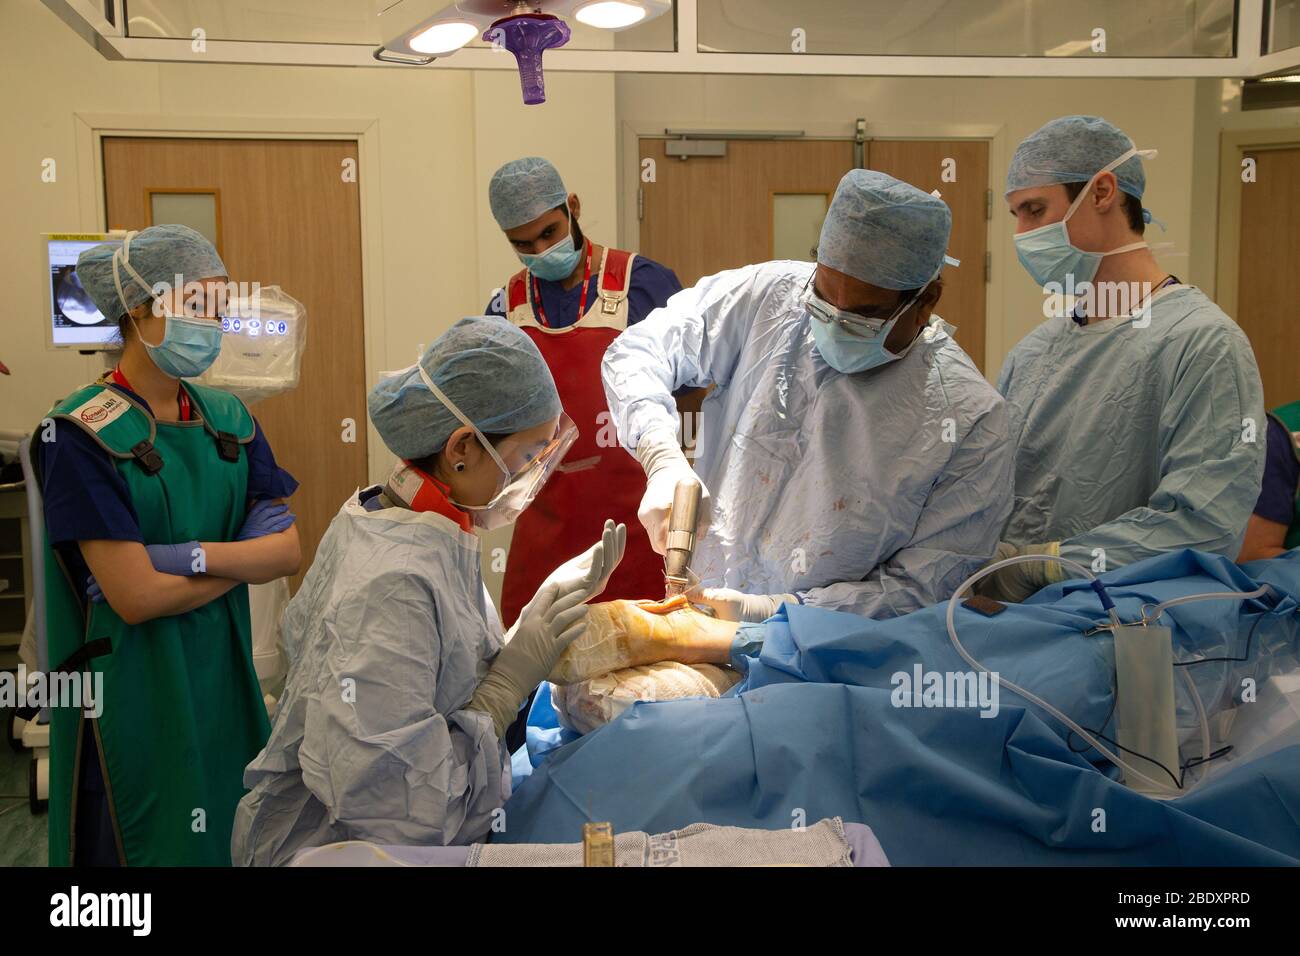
top-left (102, 137), bottom-right (368, 590)
top-left (639, 139), bottom-right (854, 288)
top-left (1236, 146), bottom-right (1300, 408)
top-left (638, 136), bottom-right (990, 373)
top-left (867, 140), bottom-right (989, 373)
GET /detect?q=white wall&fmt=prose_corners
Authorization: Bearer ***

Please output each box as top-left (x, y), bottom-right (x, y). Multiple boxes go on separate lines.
top-left (4, 0), bottom-right (1264, 609)
top-left (0, 0), bottom-right (1229, 427)
top-left (0, 0), bottom-right (616, 490)
top-left (615, 73), bottom-right (1201, 379)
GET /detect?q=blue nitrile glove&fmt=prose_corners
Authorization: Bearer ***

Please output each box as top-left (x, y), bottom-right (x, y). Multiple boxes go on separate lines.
top-left (85, 540), bottom-right (202, 603)
top-left (237, 499), bottom-right (296, 541)
top-left (145, 541), bottom-right (204, 576)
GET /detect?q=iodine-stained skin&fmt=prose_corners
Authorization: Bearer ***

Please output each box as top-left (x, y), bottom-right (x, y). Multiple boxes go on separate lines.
top-left (548, 595), bottom-right (740, 685)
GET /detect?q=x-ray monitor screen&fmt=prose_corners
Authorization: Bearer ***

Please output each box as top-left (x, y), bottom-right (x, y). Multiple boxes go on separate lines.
top-left (47, 234), bottom-right (123, 350)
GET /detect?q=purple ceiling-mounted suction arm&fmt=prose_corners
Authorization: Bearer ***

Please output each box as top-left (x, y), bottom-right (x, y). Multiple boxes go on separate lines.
top-left (484, 12), bottom-right (571, 105)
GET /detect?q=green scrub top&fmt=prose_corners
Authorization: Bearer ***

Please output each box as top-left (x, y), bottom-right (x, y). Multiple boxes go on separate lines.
top-left (38, 381), bottom-right (271, 865)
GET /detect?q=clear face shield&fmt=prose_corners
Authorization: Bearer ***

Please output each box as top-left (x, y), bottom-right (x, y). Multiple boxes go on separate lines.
top-left (416, 363), bottom-right (577, 530)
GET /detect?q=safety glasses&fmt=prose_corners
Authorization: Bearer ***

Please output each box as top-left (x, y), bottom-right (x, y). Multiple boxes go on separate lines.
top-left (801, 273), bottom-right (922, 339)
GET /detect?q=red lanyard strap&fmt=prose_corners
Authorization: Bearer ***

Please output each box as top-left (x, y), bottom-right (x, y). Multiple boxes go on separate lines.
top-left (530, 240), bottom-right (592, 329)
top-left (112, 366), bottom-right (191, 420)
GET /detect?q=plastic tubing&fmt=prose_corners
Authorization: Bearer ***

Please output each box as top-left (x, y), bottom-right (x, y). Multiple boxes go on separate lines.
top-left (1145, 582), bottom-right (1273, 775)
top-left (946, 554), bottom-right (1181, 796)
top-left (1145, 584), bottom-right (1273, 623)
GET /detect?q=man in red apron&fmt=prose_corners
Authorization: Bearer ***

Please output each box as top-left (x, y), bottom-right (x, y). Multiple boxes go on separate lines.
top-left (485, 156), bottom-right (682, 639)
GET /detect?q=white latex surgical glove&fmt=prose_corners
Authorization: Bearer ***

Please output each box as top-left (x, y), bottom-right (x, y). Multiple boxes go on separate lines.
top-left (691, 587), bottom-right (798, 623)
top-left (977, 541), bottom-right (1064, 603)
top-left (541, 518), bottom-right (628, 600)
top-left (468, 520), bottom-right (627, 736)
top-left (634, 429), bottom-right (712, 555)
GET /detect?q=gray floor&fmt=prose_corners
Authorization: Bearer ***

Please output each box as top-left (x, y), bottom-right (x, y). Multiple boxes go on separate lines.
top-left (0, 710), bottom-right (48, 866)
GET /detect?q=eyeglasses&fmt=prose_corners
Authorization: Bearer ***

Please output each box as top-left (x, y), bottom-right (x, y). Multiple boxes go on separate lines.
top-left (801, 274), bottom-right (923, 339)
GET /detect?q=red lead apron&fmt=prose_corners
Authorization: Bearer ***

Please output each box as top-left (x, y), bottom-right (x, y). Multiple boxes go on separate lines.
top-left (500, 247), bottom-right (663, 625)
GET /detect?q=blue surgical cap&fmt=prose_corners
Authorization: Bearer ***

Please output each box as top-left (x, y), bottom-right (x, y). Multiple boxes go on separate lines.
top-left (76, 224), bottom-right (226, 321)
top-left (489, 157), bottom-right (569, 230)
top-left (1005, 115), bottom-right (1146, 200)
top-left (368, 317), bottom-right (562, 461)
top-left (817, 169), bottom-right (952, 291)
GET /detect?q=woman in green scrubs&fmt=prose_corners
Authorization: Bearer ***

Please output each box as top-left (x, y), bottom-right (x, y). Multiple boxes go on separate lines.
top-left (36, 225), bottom-right (301, 865)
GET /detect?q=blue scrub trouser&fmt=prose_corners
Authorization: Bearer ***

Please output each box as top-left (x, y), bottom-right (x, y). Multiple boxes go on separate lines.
top-left (75, 726), bottom-right (119, 866)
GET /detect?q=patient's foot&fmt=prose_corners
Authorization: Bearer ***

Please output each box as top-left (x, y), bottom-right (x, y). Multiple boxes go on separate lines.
top-left (553, 662), bottom-right (743, 734)
top-left (548, 595), bottom-right (741, 685)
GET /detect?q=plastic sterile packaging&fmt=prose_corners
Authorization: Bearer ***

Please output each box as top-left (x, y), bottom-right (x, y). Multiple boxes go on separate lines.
top-left (547, 595), bottom-right (740, 685)
top-left (552, 661), bottom-right (742, 735)
top-left (199, 286), bottom-right (307, 404)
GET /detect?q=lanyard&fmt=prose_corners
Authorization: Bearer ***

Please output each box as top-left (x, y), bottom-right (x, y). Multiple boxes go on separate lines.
top-left (112, 366), bottom-right (191, 421)
top-left (1151, 274), bottom-right (1178, 296)
top-left (1072, 274), bottom-right (1180, 326)
top-left (1129, 274), bottom-right (1179, 316)
top-left (529, 240), bottom-right (592, 329)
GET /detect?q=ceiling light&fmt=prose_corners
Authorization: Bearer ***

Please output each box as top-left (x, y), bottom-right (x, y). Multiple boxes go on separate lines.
top-left (573, 1), bottom-right (648, 30)
top-left (409, 20), bottom-right (478, 54)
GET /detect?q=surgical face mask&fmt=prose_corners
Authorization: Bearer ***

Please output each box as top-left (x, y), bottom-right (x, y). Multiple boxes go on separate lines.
top-left (135, 312), bottom-right (225, 379)
top-left (804, 280), bottom-right (925, 374)
top-left (111, 232), bottom-right (224, 378)
top-left (416, 364), bottom-right (577, 530)
top-left (1013, 146), bottom-right (1155, 289)
top-left (517, 216), bottom-right (582, 281)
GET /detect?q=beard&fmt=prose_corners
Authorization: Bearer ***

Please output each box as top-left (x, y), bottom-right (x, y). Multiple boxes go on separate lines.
top-left (568, 211), bottom-right (585, 251)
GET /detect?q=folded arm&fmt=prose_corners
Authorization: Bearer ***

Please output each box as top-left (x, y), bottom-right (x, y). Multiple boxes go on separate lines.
top-left (202, 510), bottom-right (302, 584)
top-left (80, 539), bottom-right (238, 625)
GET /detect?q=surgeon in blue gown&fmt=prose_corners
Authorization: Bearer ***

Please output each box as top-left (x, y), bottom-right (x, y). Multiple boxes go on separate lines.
top-left (985, 116), bottom-right (1266, 602)
top-left (602, 169), bottom-right (1015, 621)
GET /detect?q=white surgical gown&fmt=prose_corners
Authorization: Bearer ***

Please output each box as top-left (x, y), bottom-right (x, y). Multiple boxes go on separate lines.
top-left (231, 492), bottom-right (509, 866)
top-left (602, 260), bottom-right (1015, 618)
top-left (997, 285), bottom-right (1266, 567)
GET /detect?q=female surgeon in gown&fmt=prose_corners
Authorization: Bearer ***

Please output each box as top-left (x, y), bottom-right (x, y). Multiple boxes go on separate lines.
top-left (232, 317), bottom-right (626, 865)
